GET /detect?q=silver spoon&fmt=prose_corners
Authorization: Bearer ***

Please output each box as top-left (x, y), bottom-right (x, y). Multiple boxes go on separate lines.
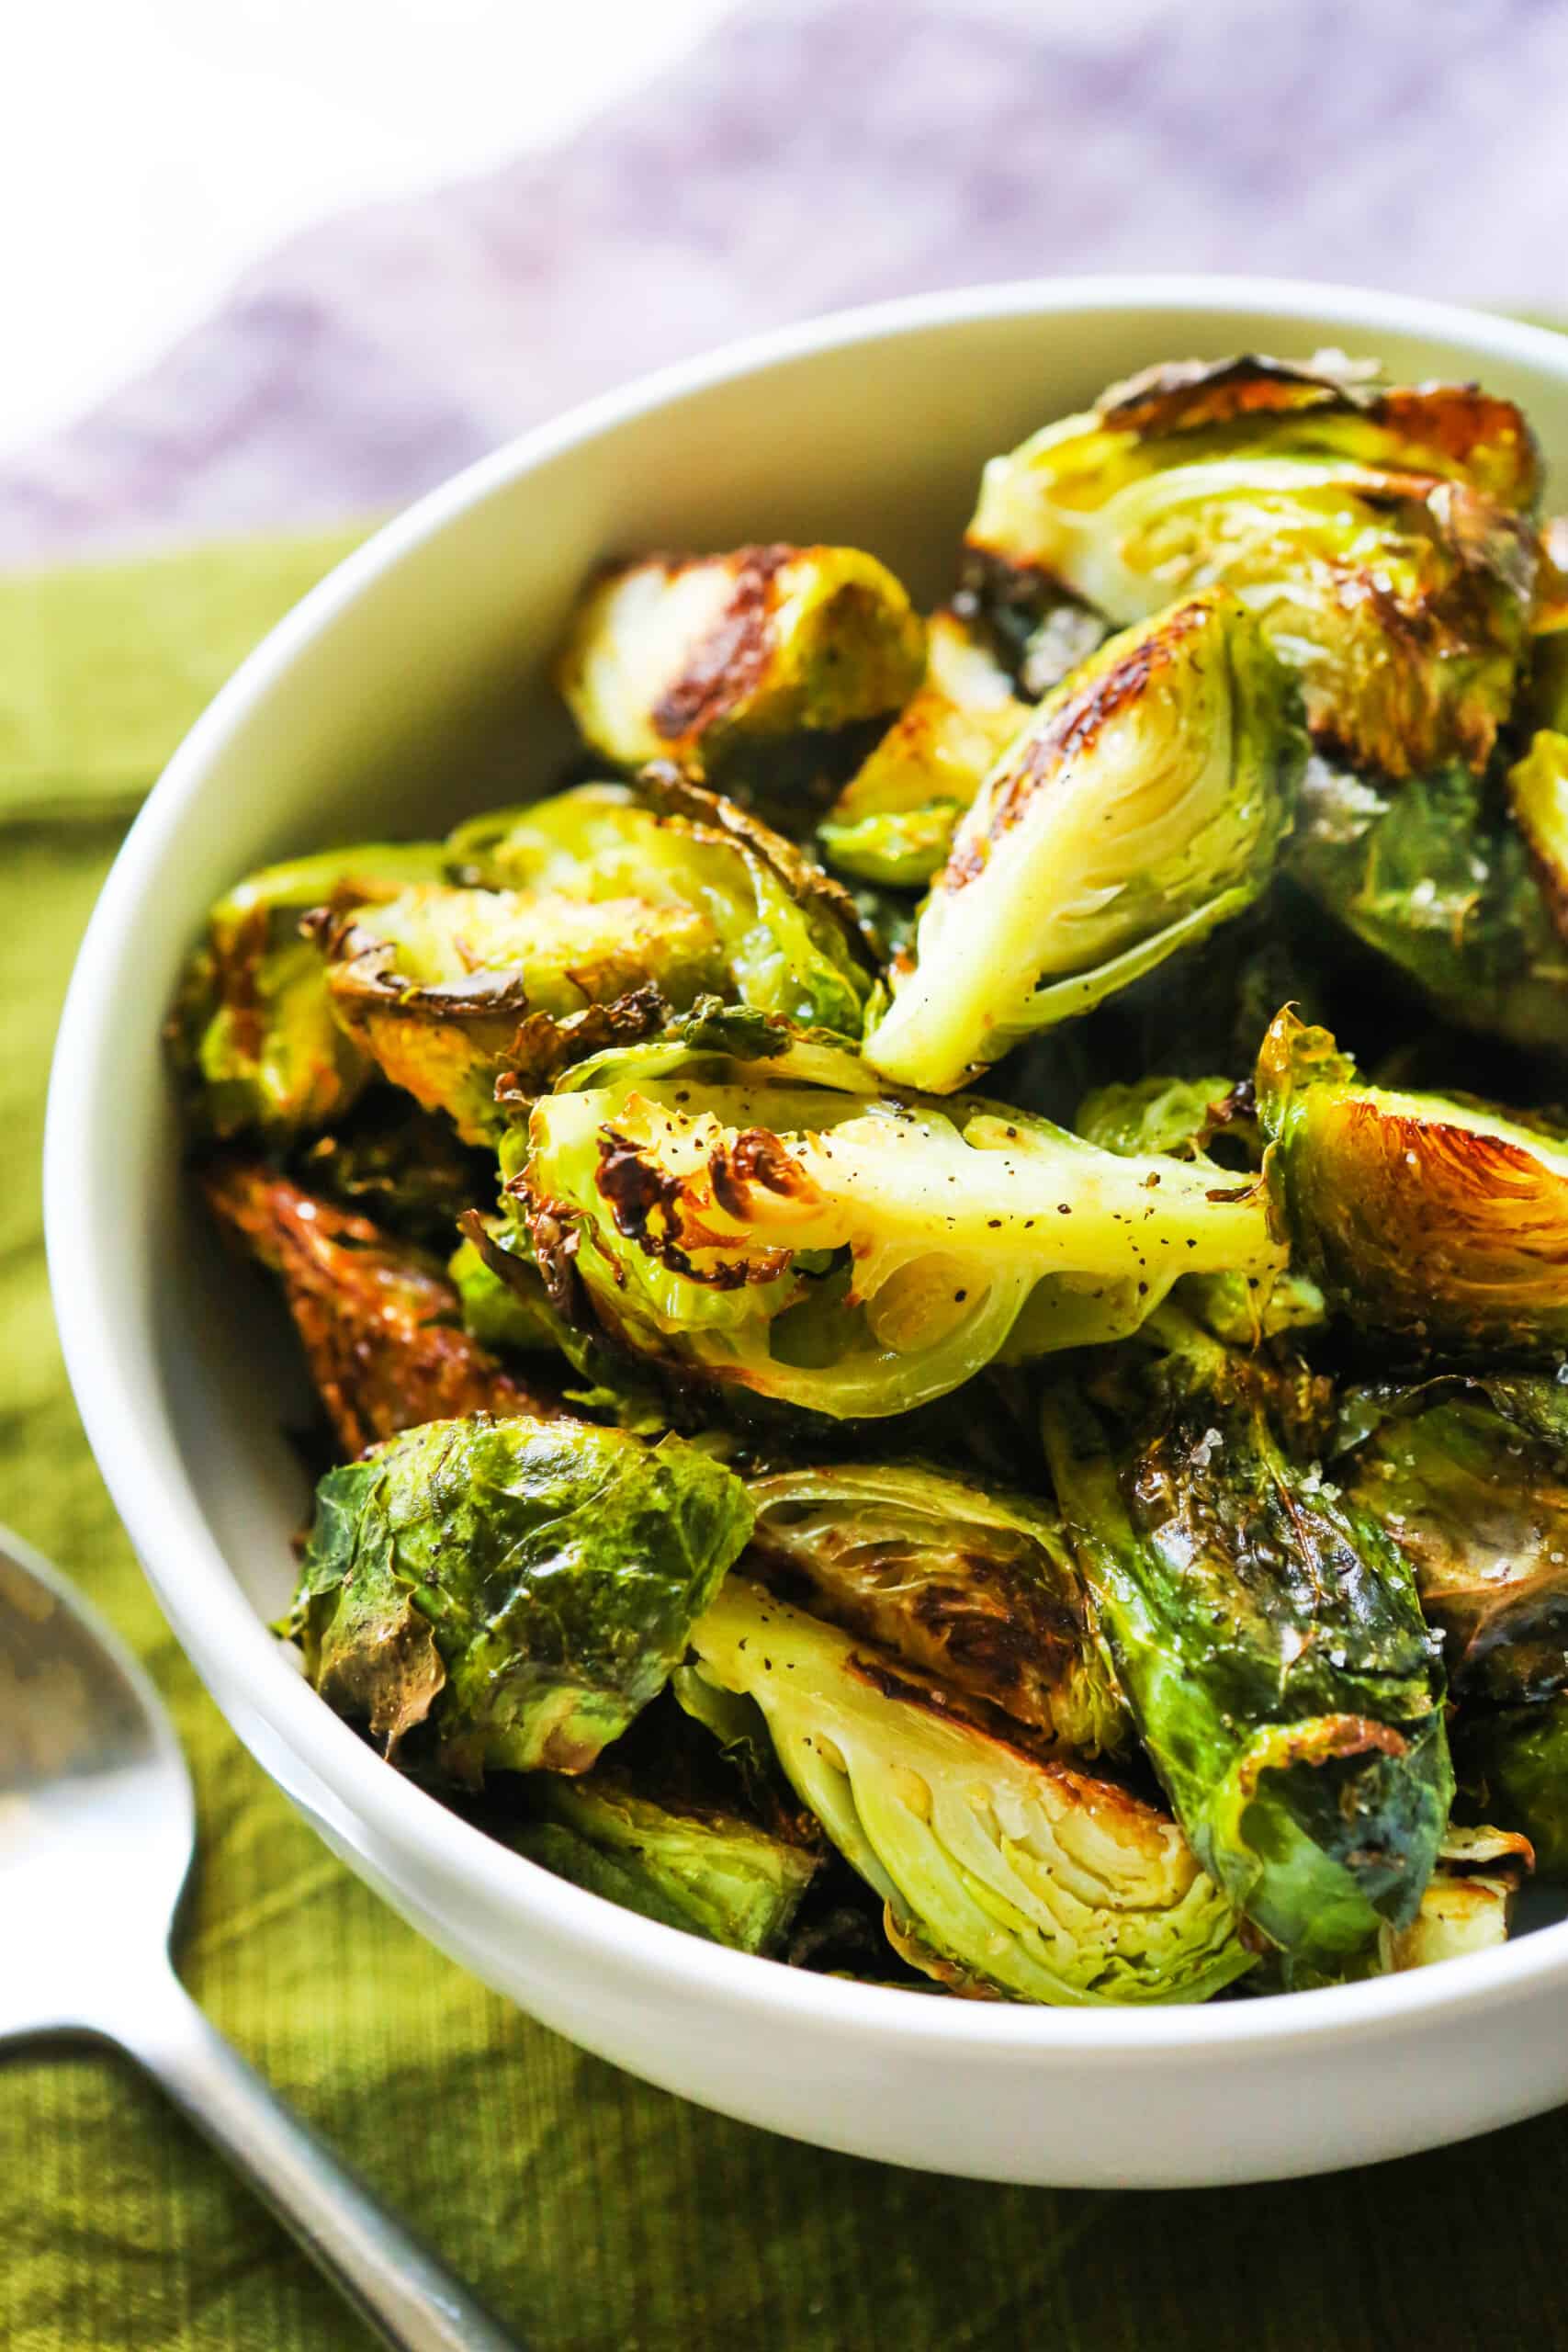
top-left (0, 1522), bottom-right (521, 2352)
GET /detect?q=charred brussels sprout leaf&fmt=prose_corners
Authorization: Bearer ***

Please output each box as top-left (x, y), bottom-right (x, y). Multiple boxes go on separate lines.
top-left (1257, 1008), bottom-right (1568, 1360)
top-left (503, 1769), bottom-right (818, 1952)
top-left (818, 607), bottom-right (1031, 888)
top-left (282, 1416), bottom-right (754, 1780)
top-left (556, 545), bottom-right (926, 774)
top-left (965, 354), bottom-right (1539, 781)
top-left (1454, 1697), bottom-right (1568, 1879)
top-left (747, 1461), bottom-right (1128, 1754)
top-left (321, 884), bottom-right (717, 1144)
top-left (1343, 1374), bottom-right (1568, 1705)
top-left (1287, 756), bottom-right (1568, 1057)
top-left (513, 1047), bottom-right (1284, 1419)
top-left (686, 1577), bottom-right (1249, 2004)
top-left (204, 1161), bottom-right (555, 1457)
top-left (446, 780), bottom-right (872, 1041)
top-left (166, 844), bottom-right (446, 1138)
top-left (863, 594), bottom-right (1303, 1092)
top-left (1042, 1340), bottom-right (1451, 1978)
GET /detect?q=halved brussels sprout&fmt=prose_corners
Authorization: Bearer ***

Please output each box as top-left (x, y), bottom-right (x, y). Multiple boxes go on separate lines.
top-left (1257, 1008), bottom-right (1568, 1359)
top-left (965, 354), bottom-right (1539, 780)
top-left (283, 1415), bottom-right (753, 1779)
top-left (166, 843), bottom-right (446, 1138)
top-left (446, 778), bottom-right (872, 1039)
top-left (1382, 1825), bottom-right (1533, 1972)
top-left (863, 594), bottom-right (1303, 1092)
top-left (1288, 755), bottom-right (1568, 1056)
top-left (1454, 1696), bottom-right (1568, 1879)
top-left (685, 1576), bottom-right (1250, 2004)
top-left (556, 545), bottom-right (926, 773)
top-left (1344, 1374), bottom-right (1568, 1706)
top-left (1042, 1329), bottom-right (1451, 1979)
top-left (746, 1461), bottom-right (1128, 1754)
top-left (503, 1769), bottom-right (818, 1953)
top-left (204, 1160), bottom-right (553, 1456)
top-left (321, 885), bottom-right (719, 1143)
top-left (817, 608), bottom-right (1031, 888)
top-left (512, 1046), bottom-right (1285, 1419)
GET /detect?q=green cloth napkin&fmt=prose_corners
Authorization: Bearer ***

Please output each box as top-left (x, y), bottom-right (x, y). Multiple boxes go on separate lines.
top-left (6, 530), bottom-right (1568, 2352)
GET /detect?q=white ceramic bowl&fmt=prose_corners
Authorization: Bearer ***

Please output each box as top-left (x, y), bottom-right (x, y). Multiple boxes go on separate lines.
top-left (47, 277), bottom-right (1568, 2188)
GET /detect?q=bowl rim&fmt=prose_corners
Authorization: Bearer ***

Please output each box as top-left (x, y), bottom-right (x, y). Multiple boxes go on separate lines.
top-left (46, 269), bottom-right (1568, 2062)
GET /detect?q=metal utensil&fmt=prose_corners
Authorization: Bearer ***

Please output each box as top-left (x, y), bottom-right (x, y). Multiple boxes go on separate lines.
top-left (0, 1522), bottom-right (520, 2352)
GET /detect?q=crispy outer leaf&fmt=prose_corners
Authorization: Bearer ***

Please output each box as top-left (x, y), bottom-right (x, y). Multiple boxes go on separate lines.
top-left (203, 1160), bottom-right (557, 1456)
top-left (282, 1415), bottom-right (754, 1780)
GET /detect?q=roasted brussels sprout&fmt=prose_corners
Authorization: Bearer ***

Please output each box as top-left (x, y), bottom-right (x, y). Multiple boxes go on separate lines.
top-left (747, 1461), bottom-right (1127, 1754)
top-left (1343, 1373), bottom-right (1568, 1705)
top-left (556, 545), bottom-right (926, 774)
top-left (513, 1043), bottom-right (1284, 1418)
top-left (320, 885), bottom-right (714, 1145)
top-left (446, 779), bottom-right (872, 1039)
top-left (1042, 1328), bottom-right (1452, 1978)
top-left (1257, 1008), bottom-right (1568, 1360)
top-left (1454, 1697), bottom-right (1568, 1878)
top-left (685, 1577), bottom-right (1249, 2004)
top-left (283, 1416), bottom-right (753, 1778)
top-left (965, 354), bottom-right (1539, 781)
top-left (203, 1161), bottom-right (554, 1456)
top-left (863, 594), bottom-right (1303, 1092)
top-left (503, 1769), bottom-right (818, 1952)
top-left (1382, 1825), bottom-right (1533, 1972)
top-left (167, 843), bottom-right (445, 1138)
top-left (1287, 756), bottom-right (1568, 1057)
top-left (817, 608), bottom-right (1031, 887)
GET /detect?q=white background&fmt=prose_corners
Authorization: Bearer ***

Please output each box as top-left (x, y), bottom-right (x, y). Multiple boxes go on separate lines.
top-left (1, 0), bottom-right (738, 459)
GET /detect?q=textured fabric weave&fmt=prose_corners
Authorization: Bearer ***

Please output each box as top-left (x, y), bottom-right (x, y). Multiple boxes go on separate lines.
top-left (6, 536), bottom-right (1568, 2352)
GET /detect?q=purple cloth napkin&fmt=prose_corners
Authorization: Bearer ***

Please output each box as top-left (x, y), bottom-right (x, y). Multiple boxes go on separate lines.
top-left (4, 0), bottom-right (1565, 559)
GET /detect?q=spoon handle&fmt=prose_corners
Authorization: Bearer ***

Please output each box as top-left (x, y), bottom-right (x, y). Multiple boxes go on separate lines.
top-left (114, 1962), bottom-right (523, 2352)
